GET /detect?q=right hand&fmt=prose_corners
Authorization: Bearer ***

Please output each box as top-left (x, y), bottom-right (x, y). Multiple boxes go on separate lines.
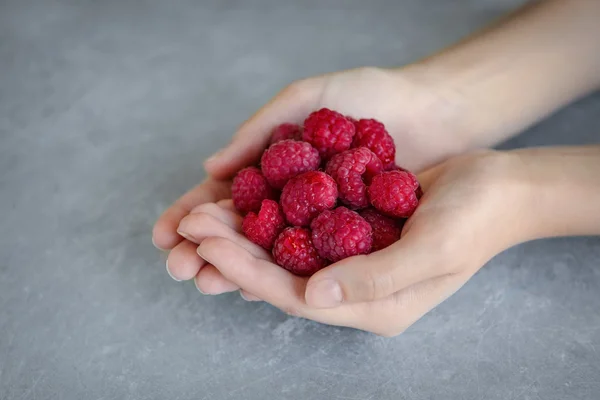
top-left (180, 150), bottom-right (535, 336)
top-left (153, 66), bottom-right (471, 290)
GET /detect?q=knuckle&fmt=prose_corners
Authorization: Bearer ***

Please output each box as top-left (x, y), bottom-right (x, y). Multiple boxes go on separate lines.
top-left (359, 269), bottom-right (378, 302)
top-left (359, 267), bottom-right (395, 302)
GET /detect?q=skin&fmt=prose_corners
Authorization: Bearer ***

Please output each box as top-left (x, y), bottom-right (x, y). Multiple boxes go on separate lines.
top-left (155, 68), bottom-right (472, 283)
top-left (153, 0), bottom-right (600, 336)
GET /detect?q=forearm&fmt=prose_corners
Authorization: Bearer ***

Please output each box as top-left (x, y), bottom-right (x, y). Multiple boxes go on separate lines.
top-left (514, 145), bottom-right (600, 239)
top-left (410, 0), bottom-right (600, 149)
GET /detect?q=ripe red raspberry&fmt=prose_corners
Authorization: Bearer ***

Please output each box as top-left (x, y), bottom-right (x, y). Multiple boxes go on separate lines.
top-left (269, 123), bottom-right (302, 145)
top-left (386, 165), bottom-right (424, 198)
top-left (385, 164), bottom-right (407, 172)
top-left (280, 171), bottom-right (338, 226)
top-left (359, 208), bottom-right (404, 252)
top-left (352, 118), bottom-right (396, 169)
top-left (261, 139), bottom-right (320, 189)
top-left (302, 108), bottom-right (355, 160)
top-left (311, 207), bottom-right (372, 262)
top-left (232, 167), bottom-right (275, 214)
top-left (272, 227), bottom-right (327, 276)
top-left (242, 200), bottom-right (287, 250)
top-left (325, 147), bottom-right (383, 209)
top-left (367, 170), bottom-right (420, 218)
top-left (417, 186), bottom-right (423, 199)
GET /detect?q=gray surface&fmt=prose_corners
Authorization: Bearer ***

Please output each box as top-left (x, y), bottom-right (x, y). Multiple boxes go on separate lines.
top-left (1, 0), bottom-right (599, 399)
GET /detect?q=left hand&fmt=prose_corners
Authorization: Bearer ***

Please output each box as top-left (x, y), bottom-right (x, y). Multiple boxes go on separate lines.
top-left (179, 151), bottom-right (535, 336)
top-left (154, 65), bottom-right (473, 285)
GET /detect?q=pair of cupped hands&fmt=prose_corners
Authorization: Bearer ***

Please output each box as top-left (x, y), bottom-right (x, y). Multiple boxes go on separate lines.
top-left (152, 68), bottom-right (532, 337)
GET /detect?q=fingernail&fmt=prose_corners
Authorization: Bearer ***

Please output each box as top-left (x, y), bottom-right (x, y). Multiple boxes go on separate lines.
top-left (165, 260), bottom-right (181, 282)
top-left (196, 246), bottom-right (208, 261)
top-left (205, 148), bottom-right (225, 164)
top-left (152, 236), bottom-right (165, 251)
top-left (306, 279), bottom-right (343, 308)
top-left (194, 279), bottom-right (209, 294)
top-left (240, 291), bottom-right (261, 302)
top-left (176, 229), bottom-right (192, 241)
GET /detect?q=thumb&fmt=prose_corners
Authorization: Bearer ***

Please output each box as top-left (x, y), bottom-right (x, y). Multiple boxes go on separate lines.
top-left (204, 80), bottom-right (321, 180)
top-left (304, 226), bottom-right (452, 308)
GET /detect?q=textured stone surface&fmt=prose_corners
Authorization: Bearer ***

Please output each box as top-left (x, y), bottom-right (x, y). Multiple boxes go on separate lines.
top-left (1, 0), bottom-right (599, 399)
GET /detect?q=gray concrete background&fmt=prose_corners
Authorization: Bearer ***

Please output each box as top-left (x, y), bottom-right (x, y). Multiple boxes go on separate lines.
top-left (1, 0), bottom-right (599, 399)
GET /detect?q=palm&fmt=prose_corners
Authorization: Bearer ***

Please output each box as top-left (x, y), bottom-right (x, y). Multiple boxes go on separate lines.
top-left (186, 155), bottom-right (501, 335)
top-left (154, 67), bottom-right (466, 290)
top-left (313, 68), bottom-right (464, 172)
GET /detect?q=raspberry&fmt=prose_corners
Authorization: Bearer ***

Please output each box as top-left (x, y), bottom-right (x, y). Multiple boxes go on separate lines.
top-left (385, 165), bottom-right (424, 198)
top-left (261, 139), bottom-right (320, 189)
top-left (311, 207), bottom-right (372, 262)
top-left (416, 185), bottom-right (423, 199)
top-left (352, 118), bottom-right (396, 169)
top-left (280, 171), bottom-right (338, 226)
top-left (272, 227), bottom-right (327, 276)
top-left (232, 167), bottom-right (275, 214)
top-left (302, 108), bottom-right (355, 160)
top-left (269, 123), bottom-right (302, 145)
top-left (367, 170), bottom-right (420, 218)
top-left (242, 200), bottom-right (287, 250)
top-left (359, 208), bottom-right (404, 252)
top-left (325, 147), bottom-right (383, 209)
top-left (385, 164), bottom-right (407, 172)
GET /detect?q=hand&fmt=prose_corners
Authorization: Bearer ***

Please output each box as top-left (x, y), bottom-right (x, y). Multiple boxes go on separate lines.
top-left (181, 151), bottom-right (536, 336)
top-left (154, 66), bottom-right (470, 284)
top-left (152, 178), bottom-right (233, 284)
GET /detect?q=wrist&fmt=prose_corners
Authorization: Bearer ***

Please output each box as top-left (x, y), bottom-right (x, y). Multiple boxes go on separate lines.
top-left (390, 64), bottom-right (476, 161)
top-left (509, 146), bottom-right (600, 239)
top-left (400, 57), bottom-right (511, 153)
top-left (402, 0), bottom-right (600, 153)
top-left (468, 150), bottom-right (543, 248)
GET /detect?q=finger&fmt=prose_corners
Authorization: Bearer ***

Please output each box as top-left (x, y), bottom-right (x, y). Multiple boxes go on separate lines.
top-left (240, 290), bottom-right (262, 302)
top-left (204, 79), bottom-right (321, 179)
top-left (194, 264), bottom-right (240, 295)
top-left (166, 239), bottom-right (207, 281)
top-left (197, 237), bottom-right (355, 327)
top-left (197, 237), bottom-right (305, 311)
top-left (152, 179), bottom-right (231, 250)
top-left (215, 199), bottom-right (236, 213)
top-left (177, 212), bottom-right (270, 260)
top-left (189, 202), bottom-right (243, 231)
top-left (305, 223), bottom-right (455, 308)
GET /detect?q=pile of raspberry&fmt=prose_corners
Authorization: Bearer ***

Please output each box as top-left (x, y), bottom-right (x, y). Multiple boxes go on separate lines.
top-left (231, 108), bottom-right (422, 276)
